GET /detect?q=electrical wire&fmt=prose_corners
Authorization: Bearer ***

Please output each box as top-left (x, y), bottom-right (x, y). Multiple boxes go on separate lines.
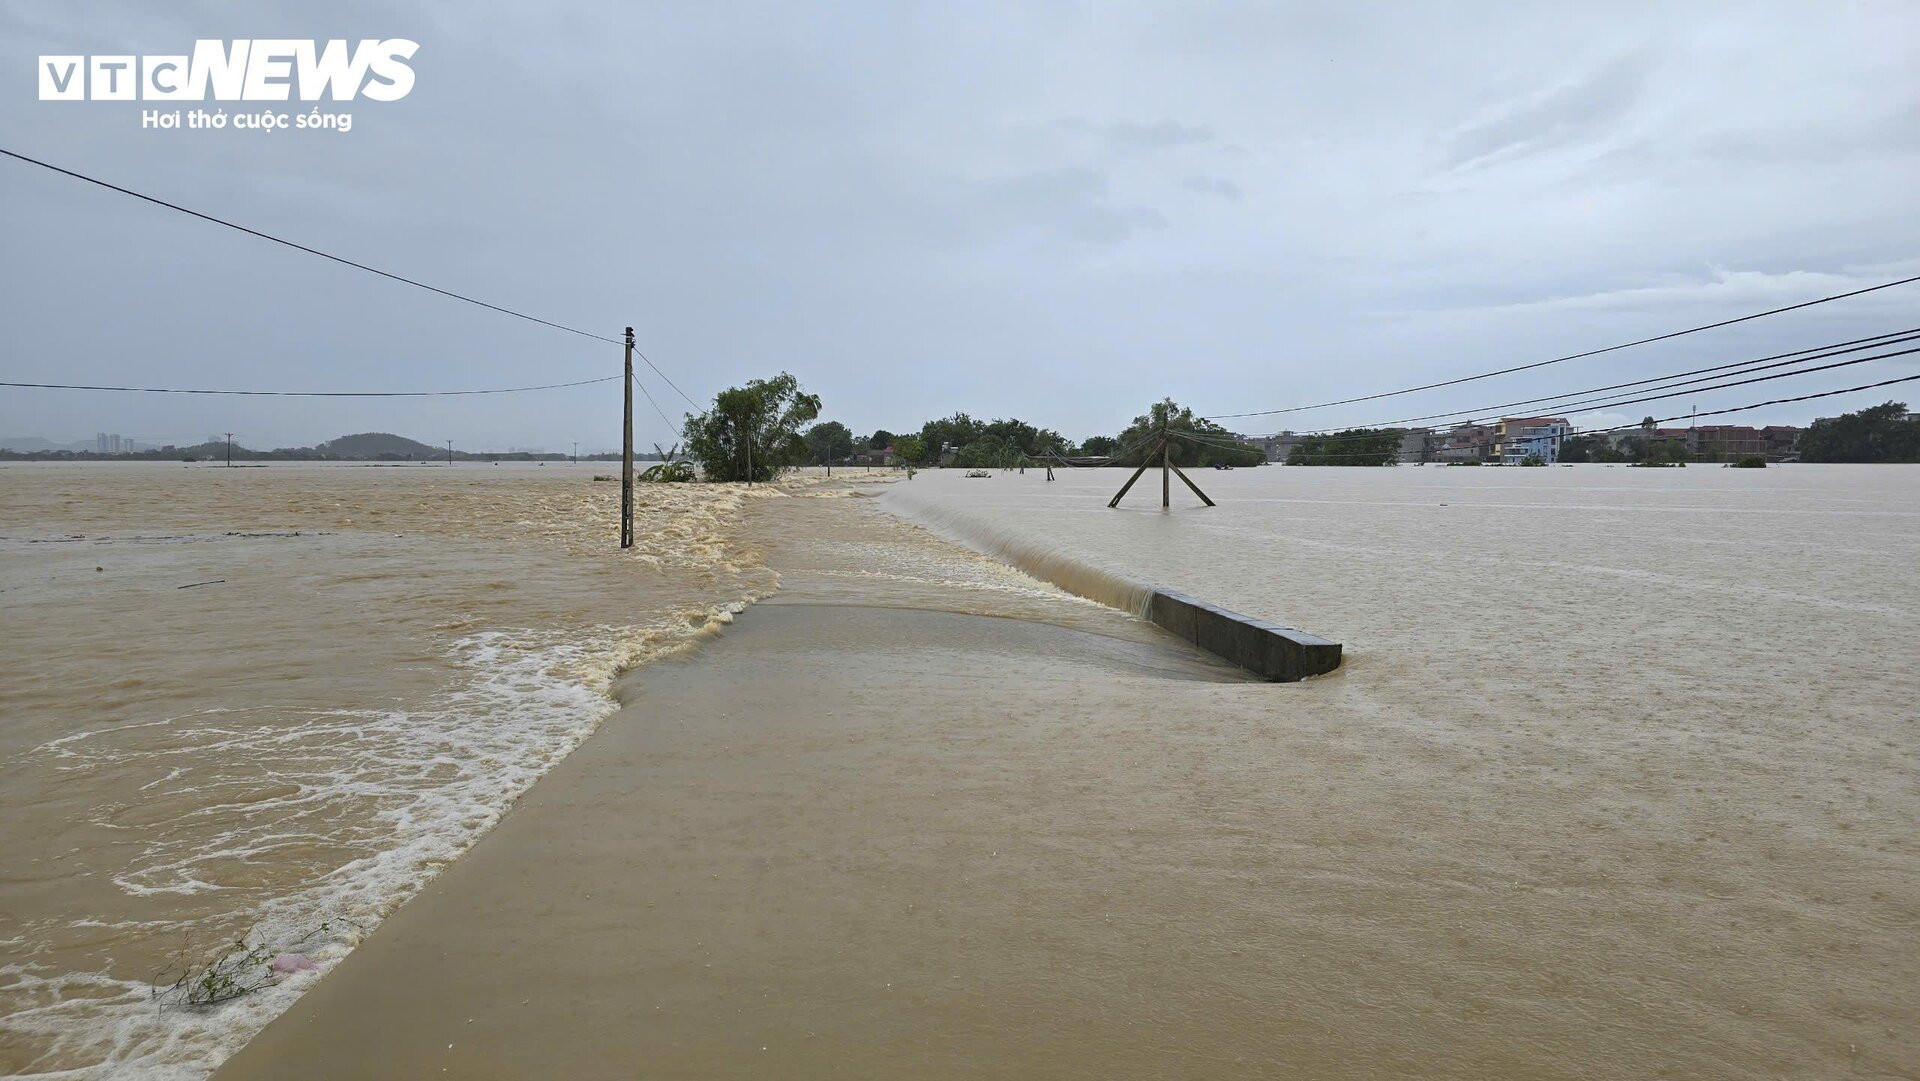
top-left (629, 369), bottom-right (685, 440)
top-left (1, 147), bottom-right (625, 347)
top-left (1276, 340), bottom-right (1920, 446)
top-left (1202, 272), bottom-right (1920, 420)
top-left (0, 375), bottom-right (619, 396)
top-left (1308, 327), bottom-right (1920, 434)
top-left (1272, 373), bottom-right (1920, 461)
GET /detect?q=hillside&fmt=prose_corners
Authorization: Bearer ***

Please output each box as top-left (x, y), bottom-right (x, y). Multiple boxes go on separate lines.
top-left (313, 432), bottom-right (444, 459)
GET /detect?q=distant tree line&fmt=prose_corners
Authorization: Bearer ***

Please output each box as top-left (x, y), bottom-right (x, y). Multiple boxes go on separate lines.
top-left (1799, 401), bottom-right (1919, 463)
top-left (1284, 428), bottom-right (1404, 467)
top-left (790, 397), bottom-right (1262, 471)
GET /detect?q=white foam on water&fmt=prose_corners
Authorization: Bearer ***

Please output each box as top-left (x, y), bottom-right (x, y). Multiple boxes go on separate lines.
top-left (879, 483), bottom-right (1157, 617)
top-left (0, 601), bottom-right (755, 1080)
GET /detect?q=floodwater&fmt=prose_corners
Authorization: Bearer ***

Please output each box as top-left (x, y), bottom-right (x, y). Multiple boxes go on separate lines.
top-left (4, 460), bottom-right (1916, 1080)
top-left (0, 462), bottom-right (857, 1079)
top-left (877, 462), bottom-right (1919, 1076)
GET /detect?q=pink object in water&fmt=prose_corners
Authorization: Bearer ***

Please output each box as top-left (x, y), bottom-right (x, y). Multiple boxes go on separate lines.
top-left (270, 953), bottom-right (318, 974)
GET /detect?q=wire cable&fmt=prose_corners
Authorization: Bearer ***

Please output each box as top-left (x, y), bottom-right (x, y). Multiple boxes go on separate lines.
top-left (1, 147), bottom-right (629, 347)
top-left (1276, 372), bottom-right (1920, 461)
top-left (629, 369), bottom-right (685, 440)
top-left (1203, 273), bottom-right (1920, 421)
top-left (1279, 340), bottom-right (1920, 444)
top-left (1313, 327), bottom-right (1920, 434)
top-left (0, 375), bottom-right (619, 396)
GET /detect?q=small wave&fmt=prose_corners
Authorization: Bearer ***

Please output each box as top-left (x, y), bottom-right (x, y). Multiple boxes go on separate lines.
top-left (2, 604), bottom-right (756, 1080)
top-left (879, 485), bottom-right (1155, 617)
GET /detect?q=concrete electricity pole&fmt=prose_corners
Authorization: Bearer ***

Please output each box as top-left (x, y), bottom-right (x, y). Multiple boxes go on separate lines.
top-left (622, 327), bottom-right (635, 549)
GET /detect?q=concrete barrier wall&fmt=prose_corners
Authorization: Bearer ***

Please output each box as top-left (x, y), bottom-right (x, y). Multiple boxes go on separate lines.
top-left (1147, 590), bottom-right (1342, 682)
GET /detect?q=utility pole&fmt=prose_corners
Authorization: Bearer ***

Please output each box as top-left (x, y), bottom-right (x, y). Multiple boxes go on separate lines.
top-left (1161, 415), bottom-right (1170, 508)
top-left (1109, 401), bottom-right (1214, 509)
top-left (572, 440), bottom-right (579, 465)
top-left (446, 439), bottom-right (453, 466)
top-left (622, 326), bottom-right (635, 549)
top-left (225, 432), bottom-right (233, 468)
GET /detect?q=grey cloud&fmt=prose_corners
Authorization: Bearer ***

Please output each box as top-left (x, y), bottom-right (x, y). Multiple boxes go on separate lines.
top-left (1442, 51), bottom-right (1654, 170)
top-left (3, 3), bottom-right (1916, 447)
top-left (1182, 175), bottom-right (1242, 200)
top-left (1062, 117), bottom-right (1215, 150)
top-left (970, 167), bottom-right (1168, 246)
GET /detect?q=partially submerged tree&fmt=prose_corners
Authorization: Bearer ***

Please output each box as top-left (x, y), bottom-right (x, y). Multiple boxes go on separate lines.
top-left (1112, 399), bottom-right (1264, 467)
top-left (1285, 428), bottom-right (1404, 466)
top-left (1800, 401), bottom-right (1919, 462)
top-left (639, 443), bottom-right (695, 482)
top-left (803, 421), bottom-right (856, 466)
top-left (684, 373), bottom-right (821, 483)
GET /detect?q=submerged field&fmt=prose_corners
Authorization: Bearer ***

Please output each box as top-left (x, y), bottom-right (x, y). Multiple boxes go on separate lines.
top-left (3, 462), bottom-right (1915, 1079)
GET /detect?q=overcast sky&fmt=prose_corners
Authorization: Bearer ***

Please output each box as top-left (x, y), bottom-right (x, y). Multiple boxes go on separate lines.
top-left (3, 1), bottom-right (1917, 452)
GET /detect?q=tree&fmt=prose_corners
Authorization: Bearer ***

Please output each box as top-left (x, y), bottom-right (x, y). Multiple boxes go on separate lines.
top-left (916, 413), bottom-right (986, 464)
top-left (1800, 401), bottom-right (1920, 462)
top-left (639, 443), bottom-right (695, 482)
top-left (1285, 428), bottom-right (1403, 466)
top-left (890, 434), bottom-right (925, 464)
top-left (952, 437), bottom-right (1022, 469)
top-left (1079, 435), bottom-right (1117, 458)
top-left (683, 373), bottom-right (821, 483)
top-left (1560, 434), bottom-right (1625, 463)
top-left (1111, 399), bottom-right (1263, 467)
top-left (803, 421), bottom-right (855, 466)
top-left (868, 430), bottom-right (895, 450)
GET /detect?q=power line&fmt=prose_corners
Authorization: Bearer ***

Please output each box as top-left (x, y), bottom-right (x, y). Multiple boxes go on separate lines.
top-left (1, 147), bottom-right (628, 347)
top-left (629, 369), bottom-right (684, 440)
top-left (1267, 373), bottom-right (1920, 461)
top-left (1280, 337), bottom-right (1920, 441)
top-left (1310, 327), bottom-right (1920, 434)
top-left (1203, 272), bottom-right (1920, 420)
top-left (0, 375), bottom-right (619, 396)
top-left (634, 347), bottom-right (699, 409)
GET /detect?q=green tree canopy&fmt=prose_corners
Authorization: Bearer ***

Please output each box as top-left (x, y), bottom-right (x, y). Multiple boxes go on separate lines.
top-left (915, 413), bottom-right (985, 464)
top-left (1285, 428), bottom-right (1404, 466)
top-left (1111, 399), bottom-right (1263, 467)
top-left (867, 429), bottom-right (895, 450)
top-left (803, 421), bottom-right (856, 465)
top-left (890, 434), bottom-right (925, 463)
top-left (1800, 401), bottom-right (1919, 462)
top-left (684, 372), bottom-right (821, 482)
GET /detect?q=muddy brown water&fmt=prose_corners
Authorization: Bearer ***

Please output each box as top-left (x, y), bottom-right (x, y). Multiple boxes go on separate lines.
top-left (4, 462), bottom-right (1916, 1079)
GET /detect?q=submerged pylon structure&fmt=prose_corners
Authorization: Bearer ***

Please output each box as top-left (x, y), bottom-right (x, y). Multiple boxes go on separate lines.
top-left (1108, 418), bottom-right (1215, 509)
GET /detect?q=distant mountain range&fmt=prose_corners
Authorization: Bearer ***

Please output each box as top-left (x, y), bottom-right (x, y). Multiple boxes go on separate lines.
top-left (0, 431), bottom-right (625, 461)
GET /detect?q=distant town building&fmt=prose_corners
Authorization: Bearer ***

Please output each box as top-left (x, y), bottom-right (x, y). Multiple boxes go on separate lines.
top-left (1689, 425), bottom-right (1767, 461)
top-left (1234, 433), bottom-right (1302, 463)
top-left (1431, 423), bottom-right (1493, 462)
top-left (1493, 417), bottom-right (1570, 464)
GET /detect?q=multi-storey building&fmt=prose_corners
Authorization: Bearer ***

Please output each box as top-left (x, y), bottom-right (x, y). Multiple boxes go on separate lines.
top-left (1493, 417), bottom-right (1570, 464)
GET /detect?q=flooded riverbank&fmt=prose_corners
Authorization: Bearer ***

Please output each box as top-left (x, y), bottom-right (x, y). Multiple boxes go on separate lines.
top-left (0, 463), bottom-right (864, 1078)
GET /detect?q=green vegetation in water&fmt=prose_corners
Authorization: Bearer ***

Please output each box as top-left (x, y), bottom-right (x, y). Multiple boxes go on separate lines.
top-left (639, 443), bottom-right (696, 483)
top-left (1286, 427), bottom-right (1404, 467)
top-left (1733, 455), bottom-right (1767, 468)
top-left (1519, 453), bottom-right (1547, 467)
top-left (153, 920), bottom-right (354, 1010)
top-left (684, 372), bottom-right (821, 483)
top-left (1799, 401), bottom-right (1920, 463)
